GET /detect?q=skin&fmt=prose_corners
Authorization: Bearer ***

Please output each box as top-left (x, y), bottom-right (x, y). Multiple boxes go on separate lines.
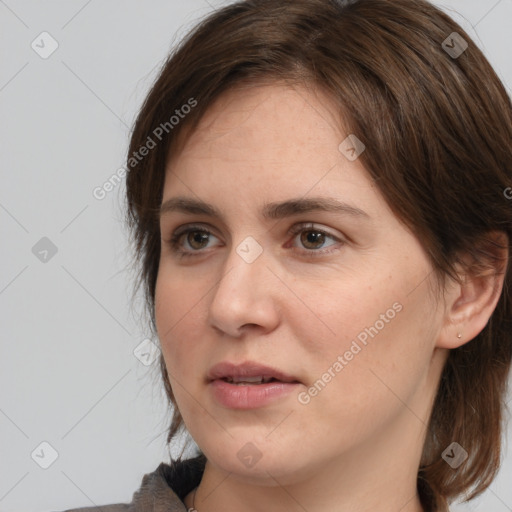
top-left (154, 82), bottom-right (506, 512)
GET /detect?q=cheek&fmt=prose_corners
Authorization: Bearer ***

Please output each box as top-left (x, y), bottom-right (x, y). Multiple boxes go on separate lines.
top-left (285, 267), bottom-right (397, 365)
top-left (154, 268), bottom-right (205, 374)
top-left (154, 278), bottom-right (211, 431)
top-left (296, 276), bottom-right (438, 433)
top-left (293, 259), bottom-right (437, 383)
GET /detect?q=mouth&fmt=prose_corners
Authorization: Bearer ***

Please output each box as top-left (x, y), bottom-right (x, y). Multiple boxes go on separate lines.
top-left (207, 360), bottom-right (301, 384)
top-left (219, 376), bottom-right (284, 385)
top-left (207, 361), bottom-right (301, 409)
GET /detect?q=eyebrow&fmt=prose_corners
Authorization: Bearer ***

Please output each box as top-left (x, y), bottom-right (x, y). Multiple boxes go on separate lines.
top-left (159, 196), bottom-right (370, 221)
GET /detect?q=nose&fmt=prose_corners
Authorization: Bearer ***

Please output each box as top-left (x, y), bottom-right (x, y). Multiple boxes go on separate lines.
top-left (207, 241), bottom-right (281, 338)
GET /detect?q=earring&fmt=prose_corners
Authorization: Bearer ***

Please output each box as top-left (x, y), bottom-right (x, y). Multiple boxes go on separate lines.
top-left (457, 333), bottom-right (462, 339)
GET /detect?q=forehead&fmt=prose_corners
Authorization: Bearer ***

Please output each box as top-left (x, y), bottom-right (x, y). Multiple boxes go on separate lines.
top-left (168, 82), bottom-right (346, 166)
top-left (161, 83), bottom-right (392, 224)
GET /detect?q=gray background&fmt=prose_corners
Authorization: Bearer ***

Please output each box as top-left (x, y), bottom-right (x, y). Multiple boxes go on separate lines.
top-left (1, 1), bottom-right (511, 511)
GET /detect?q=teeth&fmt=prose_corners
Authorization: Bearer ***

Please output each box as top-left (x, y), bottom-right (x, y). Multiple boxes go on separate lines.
top-left (226, 376), bottom-right (274, 384)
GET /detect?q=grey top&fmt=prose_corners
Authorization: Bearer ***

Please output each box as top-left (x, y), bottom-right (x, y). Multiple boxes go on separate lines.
top-left (57, 455), bottom-right (206, 512)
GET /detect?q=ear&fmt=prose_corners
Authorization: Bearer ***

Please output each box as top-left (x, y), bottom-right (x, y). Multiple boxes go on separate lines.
top-left (436, 231), bottom-right (509, 349)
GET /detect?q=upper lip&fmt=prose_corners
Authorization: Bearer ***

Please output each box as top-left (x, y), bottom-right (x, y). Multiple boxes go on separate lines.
top-left (207, 361), bottom-right (300, 383)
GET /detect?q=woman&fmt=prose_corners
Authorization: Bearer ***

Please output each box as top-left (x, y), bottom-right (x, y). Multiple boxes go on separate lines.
top-left (64, 0), bottom-right (512, 510)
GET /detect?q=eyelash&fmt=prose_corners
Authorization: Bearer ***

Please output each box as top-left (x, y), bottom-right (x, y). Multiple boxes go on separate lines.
top-left (165, 223), bottom-right (345, 259)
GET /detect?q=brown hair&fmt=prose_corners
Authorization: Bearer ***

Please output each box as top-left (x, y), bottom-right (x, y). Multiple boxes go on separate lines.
top-left (124, 0), bottom-right (512, 509)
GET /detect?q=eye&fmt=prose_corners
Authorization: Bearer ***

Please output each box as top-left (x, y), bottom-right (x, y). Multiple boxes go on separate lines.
top-left (167, 224), bottom-right (221, 257)
top-left (165, 222), bottom-right (344, 259)
top-left (285, 223), bottom-right (343, 257)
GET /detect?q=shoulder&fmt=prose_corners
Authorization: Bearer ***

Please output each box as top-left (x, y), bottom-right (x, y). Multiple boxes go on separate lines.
top-left (57, 455), bottom-right (206, 512)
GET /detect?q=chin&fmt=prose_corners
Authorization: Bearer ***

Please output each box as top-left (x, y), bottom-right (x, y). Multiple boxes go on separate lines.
top-left (200, 433), bottom-right (315, 485)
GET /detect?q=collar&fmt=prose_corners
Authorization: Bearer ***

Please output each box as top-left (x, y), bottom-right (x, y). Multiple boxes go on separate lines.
top-left (129, 454), bottom-right (206, 511)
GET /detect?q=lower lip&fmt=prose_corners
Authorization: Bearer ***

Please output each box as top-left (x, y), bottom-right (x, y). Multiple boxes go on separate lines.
top-left (209, 379), bottom-right (300, 409)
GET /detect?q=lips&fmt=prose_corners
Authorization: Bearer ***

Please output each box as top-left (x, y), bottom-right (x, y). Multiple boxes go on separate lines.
top-left (207, 361), bottom-right (300, 385)
top-left (207, 361), bottom-right (301, 409)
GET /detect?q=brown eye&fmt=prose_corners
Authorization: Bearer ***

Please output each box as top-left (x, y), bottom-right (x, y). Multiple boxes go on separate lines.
top-left (167, 225), bottom-right (220, 257)
top-left (286, 223), bottom-right (344, 258)
top-left (186, 230), bottom-right (210, 250)
top-left (300, 230), bottom-right (327, 249)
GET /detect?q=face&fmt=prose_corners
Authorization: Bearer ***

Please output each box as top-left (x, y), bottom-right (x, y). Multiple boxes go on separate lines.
top-left (155, 83), bottom-right (447, 484)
